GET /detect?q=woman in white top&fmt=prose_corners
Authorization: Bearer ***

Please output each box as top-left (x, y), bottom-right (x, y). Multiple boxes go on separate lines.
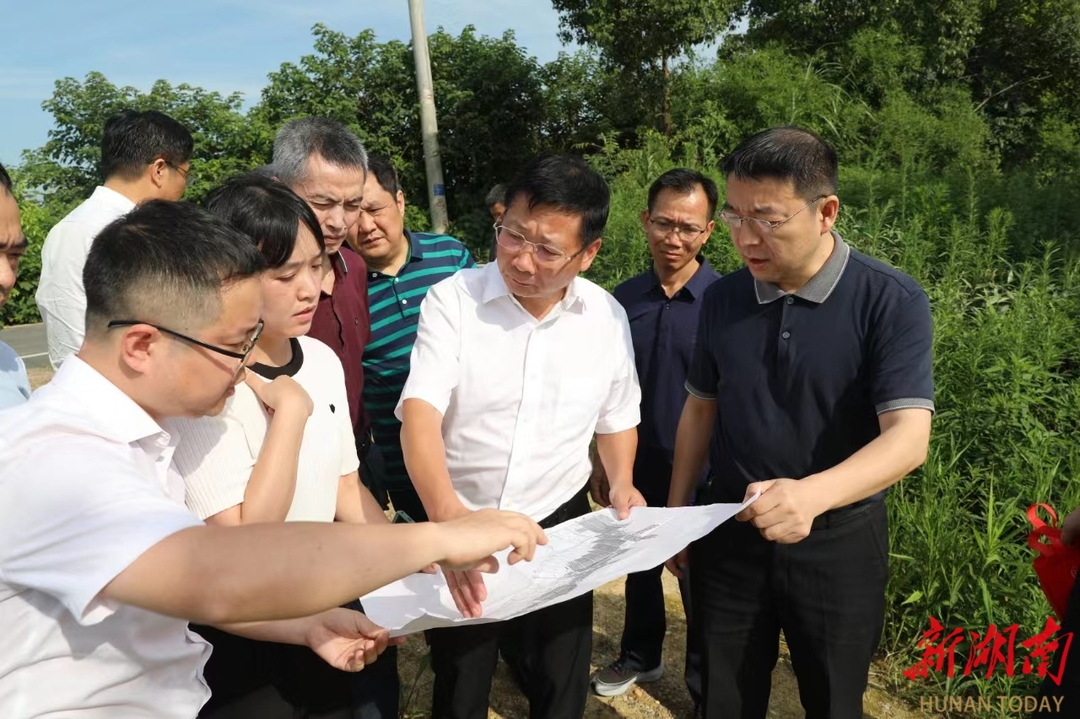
top-left (168, 173), bottom-right (392, 719)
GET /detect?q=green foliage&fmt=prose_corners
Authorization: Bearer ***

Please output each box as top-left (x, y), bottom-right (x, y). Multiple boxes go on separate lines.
top-left (7, 17), bottom-right (1080, 713)
top-left (551, 0), bottom-right (742, 133)
top-left (18, 72), bottom-right (267, 206)
top-left (254, 23), bottom-right (551, 249)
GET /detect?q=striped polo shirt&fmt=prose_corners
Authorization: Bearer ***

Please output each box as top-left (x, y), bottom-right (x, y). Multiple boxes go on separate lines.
top-left (363, 230), bottom-right (475, 487)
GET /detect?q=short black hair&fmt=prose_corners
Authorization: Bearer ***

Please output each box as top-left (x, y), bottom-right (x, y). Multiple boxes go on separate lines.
top-left (84, 201), bottom-right (266, 336)
top-left (204, 173), bottom-right (325, 269)
top-left (647, 169), bottom-right (719, 220)
top-left (503, 155), bottom-right (610, 247)
top-left (100, 110), bottom-right (194, 182)
top-left (720, 126), bottom-right (839, 201)
top-left (485, 183), bottom-right (507, 210)
top-left (366, 155), bottom-right (401, 197)
top-left (0, 162), bottom-right (11, 195)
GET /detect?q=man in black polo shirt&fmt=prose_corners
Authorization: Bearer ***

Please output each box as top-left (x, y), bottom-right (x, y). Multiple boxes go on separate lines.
top-left (666, 126), bottom-right (934, 719)
top-left (591, 169), bottom-right (718, 708)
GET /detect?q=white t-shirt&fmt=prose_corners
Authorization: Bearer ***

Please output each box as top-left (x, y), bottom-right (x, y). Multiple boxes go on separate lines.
top-left (169, 336), bottom-right (359, 523)
top-left (0, 357), bottom-right (209, 719)
top-left (395, 263), bottom-right (641, 521)
top-left (36, 186), bottom-right (136, 369)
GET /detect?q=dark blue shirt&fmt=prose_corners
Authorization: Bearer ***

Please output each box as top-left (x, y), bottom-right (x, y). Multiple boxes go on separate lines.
top-left (686, 234), bottom-right (934, 504)
top-left (363, 230), bottom-right (474, 487)
top-left (614, 258), bottom-right (721, 463)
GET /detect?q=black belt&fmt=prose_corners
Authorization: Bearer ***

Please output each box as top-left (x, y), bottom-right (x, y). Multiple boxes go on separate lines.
top-left (702, 475), bottom-right (879, 532)
top-left (810, 500), bottom-right (877, 531)
top-left (538, 486), bottom-right (591, 529)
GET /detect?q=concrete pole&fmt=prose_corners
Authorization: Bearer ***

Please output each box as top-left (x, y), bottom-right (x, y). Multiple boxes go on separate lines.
top-left (408, 0), bottom-right (449, 234)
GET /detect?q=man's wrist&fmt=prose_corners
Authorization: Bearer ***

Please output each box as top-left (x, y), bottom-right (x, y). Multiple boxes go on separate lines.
top-left (799, 474), bottom-right (838, 515)
top-left (429, 497), bottom-right (469, 523)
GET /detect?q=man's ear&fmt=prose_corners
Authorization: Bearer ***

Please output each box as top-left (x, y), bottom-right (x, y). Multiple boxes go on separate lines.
top-left (640, 210), bottom-right (650, 234)
top-left (578, 238), bottom-right (603, 272)
top-left (819, 195), bottom-right (840, 233)
top-left (148, 158), bottom-right (169, 190)
top-left (118, 325), bottom-right (161, 375)
top-left (396, 190), bottom-right (406, 215)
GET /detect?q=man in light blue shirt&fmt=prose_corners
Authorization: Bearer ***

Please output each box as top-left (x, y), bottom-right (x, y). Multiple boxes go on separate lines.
top-left (0, 162), bottom-right (31, 410)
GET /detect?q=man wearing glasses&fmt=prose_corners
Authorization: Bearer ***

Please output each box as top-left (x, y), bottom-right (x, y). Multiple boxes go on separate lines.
top-left (590, 169), bottom-right (719, 710)
top-left (37, 109), bottom-right (194, 369)
top-left (666, 126), bottom-right (934, 719)
top-left (398, 155), bottom-right (646, 719)
top-left (0, 200), bottom-right (550, 719)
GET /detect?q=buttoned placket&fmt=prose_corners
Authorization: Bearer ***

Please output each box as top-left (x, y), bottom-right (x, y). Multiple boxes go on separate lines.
top-left (498, 303), bottom-right (564, 512)
top-left (777, 295), bottom-right (796, 366)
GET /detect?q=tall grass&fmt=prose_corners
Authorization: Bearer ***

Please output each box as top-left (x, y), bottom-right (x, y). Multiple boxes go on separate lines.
top-left (587, 142), bottom-right (1080, 716)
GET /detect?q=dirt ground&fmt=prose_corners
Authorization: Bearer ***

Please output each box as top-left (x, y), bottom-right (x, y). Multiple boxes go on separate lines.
top-left (396, 572), bottom-right (932, 719)
top-left (24, 368), bottom-right (930, 718)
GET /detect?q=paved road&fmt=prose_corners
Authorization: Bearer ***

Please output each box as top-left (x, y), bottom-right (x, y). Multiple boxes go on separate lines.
top-left (0, 323), bottom-right (50, 369)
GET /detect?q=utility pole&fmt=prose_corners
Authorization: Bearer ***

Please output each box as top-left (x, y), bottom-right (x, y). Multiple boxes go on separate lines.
top-left (408, 0), bottom-right (449, 233)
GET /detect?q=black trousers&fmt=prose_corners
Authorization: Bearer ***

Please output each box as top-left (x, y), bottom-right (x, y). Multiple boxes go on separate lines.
top-left (620, 450), bottom-right (703, 706)
top-left (427, 489), bottom-right (594, 719)
top-left (194, 606), bottom-right (398, 719)
top-left (1036, 572), bottom-right (1080, 715)
top-left (691, 498), bottom-right (888, 719)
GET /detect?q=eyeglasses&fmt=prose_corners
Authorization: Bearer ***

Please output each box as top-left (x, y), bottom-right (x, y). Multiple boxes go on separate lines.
top-left (165, 161), bottom-right (196, 187)
top-left (107, 319), bottom-right (264, 376)
top-left (648, 217), bottom-right (708, 242)
top-left (493, 224), bottom-right (588, 264)
top-left (718, 196), bottom-right (826, 235)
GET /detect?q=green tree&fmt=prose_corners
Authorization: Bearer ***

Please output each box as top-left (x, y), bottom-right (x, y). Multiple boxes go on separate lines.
top-left (19, 71), bottom-right (269, 206)
top-left (736, 0), bottom-right (1080, 173)
top-left (550, 0), bottom-right (741, 135)
top-left (254, 24), bottom-right (553, 250)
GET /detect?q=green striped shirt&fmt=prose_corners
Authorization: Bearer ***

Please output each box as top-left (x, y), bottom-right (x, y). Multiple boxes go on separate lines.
top-left (362, 231), bottom-right (474, 486)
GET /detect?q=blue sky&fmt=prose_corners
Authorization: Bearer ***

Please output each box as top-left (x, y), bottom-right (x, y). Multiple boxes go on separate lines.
top-left (0, 0), bottom-right (572, 166)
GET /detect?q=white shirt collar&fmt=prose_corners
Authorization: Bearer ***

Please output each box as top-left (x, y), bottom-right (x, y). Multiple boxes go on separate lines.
top-left (477, 262), bottom-right (588, 316)
top-left (52, 356), bottom-right (169, 446)
top-left (89, 185), bottom-right (138, 213)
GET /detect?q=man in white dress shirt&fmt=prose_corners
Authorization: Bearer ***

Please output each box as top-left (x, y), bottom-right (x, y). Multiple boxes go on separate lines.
top-left (36, 109), bottom-right (193, 369)
top-left (398, 155), bottom-right (645, 719)
top-left (0, 200), bottom-right (548, 719)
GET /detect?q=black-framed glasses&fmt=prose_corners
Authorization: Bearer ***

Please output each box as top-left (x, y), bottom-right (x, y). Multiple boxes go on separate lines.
top-left (718, 196), bottom-right (827, 235)
top-left (647, 217), bottom-right (708, 242)
top-left (493, 223), bottom-right (589, 264)
top-left (165, 161), bottom-right (196, 187)
top-left (107, 319), bottom-right (264, 372)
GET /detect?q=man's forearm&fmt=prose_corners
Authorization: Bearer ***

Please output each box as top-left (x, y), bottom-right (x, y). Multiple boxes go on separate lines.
top-left (400, 398), bottom-right (462, 519)
top-left (104, 521), bottom-right (446, 625)
top-left (668, 396), bottom-right (716, 508)
top-left (595, 428), bottom-right (636, 489)
top-left (801, 410), bottom-right (931, 511)
top-left (215, 614), bottom-right (318, 646)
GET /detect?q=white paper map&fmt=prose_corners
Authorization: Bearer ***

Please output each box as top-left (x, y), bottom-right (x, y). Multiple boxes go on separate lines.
top-left (360, 494), bottom-right (758, 637)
